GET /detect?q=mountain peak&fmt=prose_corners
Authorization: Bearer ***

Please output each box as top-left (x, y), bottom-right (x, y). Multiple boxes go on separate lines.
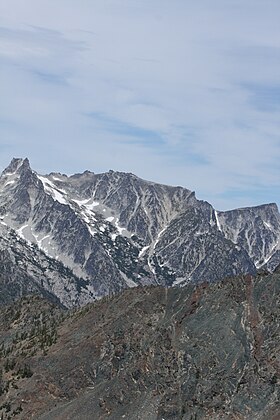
top-left (2, 157), bottom-right (31, 176)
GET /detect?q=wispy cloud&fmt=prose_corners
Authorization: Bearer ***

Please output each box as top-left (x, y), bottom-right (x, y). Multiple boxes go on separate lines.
top-left (86, 112), bottom-right (165, 146)
top-left (0, 1), bottom-right (280, 210)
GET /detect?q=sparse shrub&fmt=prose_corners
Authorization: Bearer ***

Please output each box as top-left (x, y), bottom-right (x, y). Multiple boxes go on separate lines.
top-left (4, 359), bottom-right (16, 372)
top-left (17, 364), bottom-right (33, 378)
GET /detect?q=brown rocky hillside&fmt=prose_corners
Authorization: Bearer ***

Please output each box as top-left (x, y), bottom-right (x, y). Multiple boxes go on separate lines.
top-left (0, 272), bottom-right (279, 419)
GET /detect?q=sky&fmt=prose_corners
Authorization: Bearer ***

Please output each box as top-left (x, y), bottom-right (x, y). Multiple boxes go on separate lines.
top-left (0, 1), bottom-right (280, 210)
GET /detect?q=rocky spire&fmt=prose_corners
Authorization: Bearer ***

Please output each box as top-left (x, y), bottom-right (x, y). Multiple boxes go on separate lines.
top-left (1, 157), bottom-right (31, 176)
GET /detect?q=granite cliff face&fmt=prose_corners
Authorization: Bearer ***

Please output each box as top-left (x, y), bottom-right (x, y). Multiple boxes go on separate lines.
top-left (0, 223), bottom-right (96, 308)
top-left (0, 157), bottom-right (279, 306)
top-left (217, 204), bottom-right (280, 272)
top-left (0, 272), bottom-right (279, 419)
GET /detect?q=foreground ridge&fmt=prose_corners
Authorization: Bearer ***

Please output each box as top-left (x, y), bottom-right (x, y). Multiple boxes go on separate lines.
top-left (0, 272), bottom-right (279, 419)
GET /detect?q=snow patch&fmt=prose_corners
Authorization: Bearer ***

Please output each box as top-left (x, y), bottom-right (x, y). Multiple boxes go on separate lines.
top-left (37, 175), bottom-right (68, 205)
top-left (154, 225), bottom-right (167, 248)
top-left (115, 218), bottom-right (126, 235)
top-left (215, 210), bottom-right (222, 232)
top-left (147, 258), bottom-right (155, 275)
top-left (264, 221), bottom-right (272, 230)
top-left (111, 233), bottom-right (117, 241)
top-left (51, 176), bottom-right (64, 181)
top-left (87, 226), bottom-right (97, 236)
top-left (16, 224), bottom-right (29, 239)
top-left (70, 198), bottom-right (101, 238)
top-left (138, 245), bottom-right (150, 258)
top-left (3, 172), bottom-right (16, 176)
top-left (72, 198), bottom-right (99, 209)
top-left (173, 277), bottom-right (187, 286)
top-left (255, 240), bottom-right (279, 268)
top-left (5, 180), bottom-right (16, 186)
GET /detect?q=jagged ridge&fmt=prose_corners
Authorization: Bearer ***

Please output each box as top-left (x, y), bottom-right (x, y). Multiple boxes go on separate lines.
top-left (0, 157), bottom-right (279, 306)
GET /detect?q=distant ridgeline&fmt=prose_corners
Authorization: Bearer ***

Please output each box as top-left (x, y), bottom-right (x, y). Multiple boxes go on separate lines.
top-left (0, 157), bottom-right (280, 307)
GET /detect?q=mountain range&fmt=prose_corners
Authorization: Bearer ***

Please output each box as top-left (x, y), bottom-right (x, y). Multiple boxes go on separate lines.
top-left (0, 157), bottom-right (280, 307)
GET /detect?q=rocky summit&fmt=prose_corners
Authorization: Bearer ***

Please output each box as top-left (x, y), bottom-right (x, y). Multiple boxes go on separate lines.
top-left (0, 157), bottom-right (280, 307)
top-left (0, 271), bottom-right (279, 419)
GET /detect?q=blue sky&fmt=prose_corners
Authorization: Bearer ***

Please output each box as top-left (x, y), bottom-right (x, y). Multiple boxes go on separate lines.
top-left (0, 0), bottom-right (280, 210)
